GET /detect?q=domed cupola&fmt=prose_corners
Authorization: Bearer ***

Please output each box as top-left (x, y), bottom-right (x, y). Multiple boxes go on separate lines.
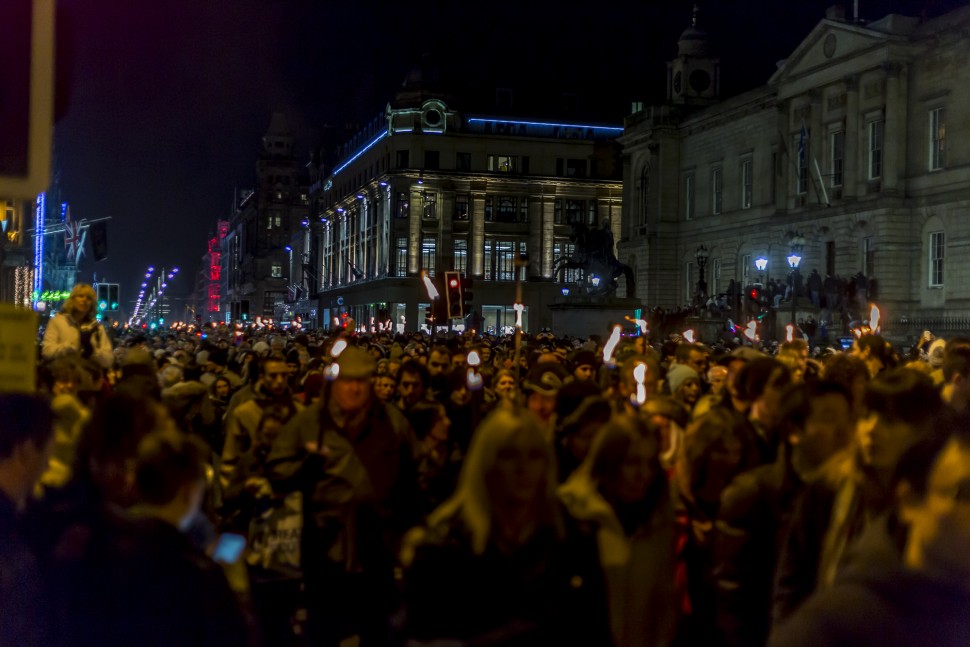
top-left (667, 4), bottom-right (720, 106)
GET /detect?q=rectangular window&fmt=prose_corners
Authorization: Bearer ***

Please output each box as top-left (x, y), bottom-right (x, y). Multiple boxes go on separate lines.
top-left (795, 132), bottom-right (809, 194)
top-left (518, 196), bottom-right (529, 223)
top-left (395, 192), bottom-right (409, 219)
top-left (831, 130), bottom-right (845, 187)
top-left (686, 261), bottom-right (695, 303)
top-left (868, 120), bottom-right (884, 180)
top-left (863, 237), bottom-right (875, 279)
top-left (741, 159), bottom-right (753, 209)
top-left (496, 196), bottom-right (516, 223)
top-left (554, 241), bottom-right (578, 282)
top-left (271, 263), bottom-right (282, 278)
top-left (741, 253), bottom-right (751, 287)
top-left (454, 239), bottom-right (468, 275)
top-left (484, 196), bottom-right (494, 222)
top-left (712, 167), bottom-right (723, 215)
top-left (395, 150), bottom-right (410, 168)
top-left (587, 200), bottom-right (597, 226)
top-left (456, 152), bottom-right (472, 171)
top-left (455, 194), bottom-right (469, 220)
top-left (421, 237), bottom-right (437, 277)
top-left (929, 108), bottom-right (945, 171)
top-left (929, 231), bottom-right (944, 287)
top-left (395, 237), bottom-right (407, 277)
top-left (554, 199), bottom-right (563, 224)
top-left (422, 191), bottom-right (437, 219)
top-left (565, 159), bottom-right (587, 178)
top-left (483, 240), bottom-right (494, 280)
top-left (566, 199), bottom-right (585, 224)
top-left (487, 155), bottom-right (517, 173)
top-left (685, 174), bottom-right (695, 220)
top-left (424, 150), bottom-right (439, 170)
top-left (495, 240), bottom-right (516, 281)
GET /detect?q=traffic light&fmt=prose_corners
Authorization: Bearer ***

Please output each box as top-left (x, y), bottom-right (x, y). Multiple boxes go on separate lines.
top-left (748, 286), bottom-right (762, 303)
top-left (107, 283), bottom-right (119, 311)
top-left (460, 275), bottom-right (473, 317)
top-left (444, 271), bottom-right (463, 320)
top-left (96, 283), bottom-right (108, 311)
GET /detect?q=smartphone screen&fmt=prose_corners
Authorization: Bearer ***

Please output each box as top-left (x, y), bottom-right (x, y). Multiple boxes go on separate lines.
top-left (212, 533), bottom-right (246, 564)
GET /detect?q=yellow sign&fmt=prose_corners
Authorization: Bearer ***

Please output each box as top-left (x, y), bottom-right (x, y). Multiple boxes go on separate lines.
top-left (0, 305), bottom-right (38, 393)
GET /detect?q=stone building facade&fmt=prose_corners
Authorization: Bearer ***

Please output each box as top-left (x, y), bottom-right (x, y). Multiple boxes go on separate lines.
top-left (620, 5), bottom-right (970, 340)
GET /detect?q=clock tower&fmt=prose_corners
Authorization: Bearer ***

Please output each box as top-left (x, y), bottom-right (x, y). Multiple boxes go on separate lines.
top-left (666, 5), bottom-right (720, 106)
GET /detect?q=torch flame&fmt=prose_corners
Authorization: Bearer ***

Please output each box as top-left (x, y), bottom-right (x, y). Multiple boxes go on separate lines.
top-left (513, 303), bottom-right (524, 329)
top-left (633, 362), bottom-right (648, 405)
top-left (744, 320), bottom-right (759, 343)
top-left (852, 328), bottom-right (863, 338)
top-left (786, 324), bottom-right (794, 343)
top-left (331, 339), bottom-right (348, 357)
top-left (603, 325), bottom-right (622, 365)
top-left (683, 329), bottom-right (696, 344)
top-left (467, 350), bottom-right (481, 367)
top-left (466, 368), bottom-right (484, 390)
top-left (624, 315), bottom-right (649, 335)
top-left (869, 304), bottom-right (880, 333)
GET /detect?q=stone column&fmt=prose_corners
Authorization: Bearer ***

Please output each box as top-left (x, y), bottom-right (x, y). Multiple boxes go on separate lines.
top-left (408, 186), bottom-right (422, 275)
top-left (843, 74), bottom-right (860, 200)
top-left (528, 194), bottom-right (543, 279)
top-left (776, 102), bottom-right (790, 212)
top-left (882, 62), bottom-right (906, 195)
top-left (470, 189), bottom-right (486, 278)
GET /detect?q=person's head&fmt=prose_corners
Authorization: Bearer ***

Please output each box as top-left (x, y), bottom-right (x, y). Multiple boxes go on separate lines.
top-left (492, 369), bottom-right (518, 400)
top-left (211, 375), bottom-right (232, 400)
top-left (777, 381), bottom-right (854, 474)
top-left (780, 339), bottom-right (809, 368)
top-left (680, 407), bottom-right (752, 502)
top-left (666, 364), bottom-right (702, 407)
top-left (64, 283), bottom-right (97, 321)
top-left (396, 361), bottom-right (430, 408)
top-left (707, 365), bottom-right (729, 396)
top-left (738, 358), bottom-right (792, 429)
top-left (897, 427), bottom-right (970, 586)
top-left (854, 334), bottom-right (893, 377)
top-left (569, 350), bottom-right (599, 382)
top-left (255, 405), bottom-right (290, 448)
top-left (942, 346), bottom-right (970, 410)
top-left (330, 346), bottom-right (375, 414)
top-left (823, 352), bottom-right (869, 418)
top-left (585, 414), bottom-right (665, 507)
top-left (258, 354), bottom-right (290, 397)
top-left (558, 396), bottom-right (613, 470)
top-left (0, 395), bottom-right (55, 509)
top-left (675, 343), bottom-right (709, 375)
top-left (856, 368), bottom-right (941, 473)
top-left (450, 350), bottom-right (467, 371)
top-left (406, 400), bottom-right (451, 443)
top-left (373, 373), bottom-right (397, 403)
top-left (427, 347), bottom-right (451, 378)
top-left (523, 363), bottom-right (568, 423)
top-left (47, 358), bottom-right (81, 396)
top-left (134, 430), bottom-right (208, 531)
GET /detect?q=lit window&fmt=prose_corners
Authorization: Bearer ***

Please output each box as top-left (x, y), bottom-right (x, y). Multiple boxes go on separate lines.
top-left (271, 264), bottom-right (282, 278)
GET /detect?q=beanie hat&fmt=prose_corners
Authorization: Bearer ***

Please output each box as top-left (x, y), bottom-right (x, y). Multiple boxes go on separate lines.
top-left (569, 349), bottom-right (599, 373)
top-left (667, 364), bottom-right (700, 395)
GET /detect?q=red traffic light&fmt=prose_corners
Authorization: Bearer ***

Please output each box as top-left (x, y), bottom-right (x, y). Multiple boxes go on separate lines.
top-left (750, 289), bottom-right (759, 299)
top-left (449, 277), bottom-right (460, 288)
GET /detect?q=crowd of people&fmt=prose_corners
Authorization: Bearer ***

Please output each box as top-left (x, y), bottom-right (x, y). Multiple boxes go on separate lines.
top-left (2, 281), bottom-right (969, 647)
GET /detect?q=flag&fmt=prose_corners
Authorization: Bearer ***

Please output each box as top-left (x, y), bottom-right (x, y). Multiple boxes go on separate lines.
top-left (89, 220), bottom-right (108, 261)
top-left (64, 207), bottom-right (81, 260)
top-left (797, 124), bottom-right (807, 167)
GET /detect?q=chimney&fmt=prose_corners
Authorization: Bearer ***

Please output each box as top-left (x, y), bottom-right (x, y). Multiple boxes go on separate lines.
top-left (826, 4), bottom-right (847, 21)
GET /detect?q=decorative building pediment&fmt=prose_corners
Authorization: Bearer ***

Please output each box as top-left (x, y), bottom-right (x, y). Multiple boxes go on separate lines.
top-left (769, 18), bottom-right (906, 97)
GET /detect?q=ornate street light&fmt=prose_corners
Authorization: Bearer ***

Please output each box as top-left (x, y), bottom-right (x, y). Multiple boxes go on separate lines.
top-left (787, 233), bottom-right (806, 324)
top-left (695, 245), bottom-right (709, 306)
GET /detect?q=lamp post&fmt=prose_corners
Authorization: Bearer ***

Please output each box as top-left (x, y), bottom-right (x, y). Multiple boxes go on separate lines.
top-left (787, 233), bottom-right (805, 325)
top-left (695, 245), bottom-right (709, 307)
top-left (755, 256), bottom-right (768, 284)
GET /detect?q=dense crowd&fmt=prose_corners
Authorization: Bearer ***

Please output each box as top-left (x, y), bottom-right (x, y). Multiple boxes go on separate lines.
top-left (2, 282), bottom-right (969, 647)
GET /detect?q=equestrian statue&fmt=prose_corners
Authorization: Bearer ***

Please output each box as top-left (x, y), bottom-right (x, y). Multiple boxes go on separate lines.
top-left (554, 219), bottom-right (636, 298)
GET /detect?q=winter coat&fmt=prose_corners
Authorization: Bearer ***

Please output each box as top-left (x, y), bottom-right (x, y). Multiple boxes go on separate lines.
top-left (559, 475), bottom-right (679, 647)
top-left (0, 492), bottom-right (54, 647)
top-left (403, 506), bottom-right (613, 646)
top-left (42, 313), bottom-right (113, 369)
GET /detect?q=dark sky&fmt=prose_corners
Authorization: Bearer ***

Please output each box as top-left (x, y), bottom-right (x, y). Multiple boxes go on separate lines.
top-left (52, 0), bottom-right (963, 305)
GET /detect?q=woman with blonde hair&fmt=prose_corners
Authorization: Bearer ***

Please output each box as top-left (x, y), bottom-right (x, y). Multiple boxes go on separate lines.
top-left (559, 414), bottom-right (680, 647)
top-left (402, 407), bottom-right (611, 645)
top-left (42, 283), bottom-right (113, 370)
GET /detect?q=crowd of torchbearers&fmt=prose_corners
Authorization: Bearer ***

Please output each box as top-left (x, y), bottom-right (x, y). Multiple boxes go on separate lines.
top-left (2, 282), bottom-right (969, 647)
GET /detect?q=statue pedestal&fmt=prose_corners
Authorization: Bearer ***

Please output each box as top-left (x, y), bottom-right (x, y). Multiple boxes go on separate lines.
top-left (683, 316), bottom-right (730, 345)
top-left (547, 296), bottom-right (644, 338)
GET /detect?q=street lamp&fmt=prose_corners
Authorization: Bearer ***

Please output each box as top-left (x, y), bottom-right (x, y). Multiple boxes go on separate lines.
top-left (787, 233), bottom-right (805, 324)
top-left (695, 245), bottom-right (709, 306)
top-left (561, 287), bottom-right (570, 297)
top-left (755, 256), bottom-right (768, 283)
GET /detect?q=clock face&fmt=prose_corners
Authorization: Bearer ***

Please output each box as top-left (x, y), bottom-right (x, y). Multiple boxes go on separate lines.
top-left (673, 71), bottom-right (683, 94)
top-left (689, 69), bottom-right (711, 93)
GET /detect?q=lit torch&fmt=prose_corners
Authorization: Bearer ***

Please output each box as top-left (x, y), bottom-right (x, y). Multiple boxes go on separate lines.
top-left (869, 304), bottom-right (880, 333)
top-left (744, 320), bottom-right (759, 343)
top-left (624, 315), bottom-right (649, 335)
top-left (633, 362), bottom-right (648, 405)
top-left (513, 303), bottom-right (524, 329)
top-left (683, 329), bottom-right (696, 344)
top-left (603, 325), bottom-right (622, 366)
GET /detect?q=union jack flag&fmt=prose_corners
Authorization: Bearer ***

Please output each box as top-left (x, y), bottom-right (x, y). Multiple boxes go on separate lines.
top-left (64, 214), bottom-right (81, 260)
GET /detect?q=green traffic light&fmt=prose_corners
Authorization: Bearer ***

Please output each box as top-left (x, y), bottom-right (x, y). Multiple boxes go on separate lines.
top-left (111, 302), bottom-right (118, 310)
top-left (99, 301), bottom-right (108, 311)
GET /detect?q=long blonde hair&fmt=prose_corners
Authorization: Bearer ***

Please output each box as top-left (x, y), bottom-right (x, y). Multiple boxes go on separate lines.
top-left (63, 283), bottom-right (97, 323)
top-left (428, 408), bottom-right (563, 554)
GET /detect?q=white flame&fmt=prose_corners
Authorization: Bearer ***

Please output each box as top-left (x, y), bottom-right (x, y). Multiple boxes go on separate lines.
top-left (624, 315), bottom-right (649, 335)
top-left (683, 329), bottom-right (695, 344)
top-left (421, 271), bottom-right (439, 300)
top-left (744, 320), bottom-right (759, 342)
top-left (467, 350), bottom-right (481, 366)
top-left (869, 304), bottom-right (880, 333)
top-left (331, 339), bottom-right (348, 357)
top-left (513, 303), bottom-right (524, 329)
top-left (633, 362), bottom-right (647, 405)
top-left (786, 324), bottom-right (794, 343)
top-left (466, 368), bottom-right (484, 390)
top-left (603, 325), bottom-right (622, 364)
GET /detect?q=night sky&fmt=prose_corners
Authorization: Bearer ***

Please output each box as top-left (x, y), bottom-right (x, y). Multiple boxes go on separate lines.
top-left (51, 0), bottom-right (964, 307)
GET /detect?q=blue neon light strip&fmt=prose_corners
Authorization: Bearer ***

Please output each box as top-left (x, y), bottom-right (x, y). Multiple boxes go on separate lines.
top-left (33, 193), bottom-right (46, 298)
top-left (332, 130), bottom-right (388, 177)
top-left (466, 117), bottom-right (623, 132)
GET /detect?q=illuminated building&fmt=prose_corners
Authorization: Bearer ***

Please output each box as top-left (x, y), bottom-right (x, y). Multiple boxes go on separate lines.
top-left (619, 4), bottom-right (970, 340)
top-left (306, 65), bottom-right (624, 334)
